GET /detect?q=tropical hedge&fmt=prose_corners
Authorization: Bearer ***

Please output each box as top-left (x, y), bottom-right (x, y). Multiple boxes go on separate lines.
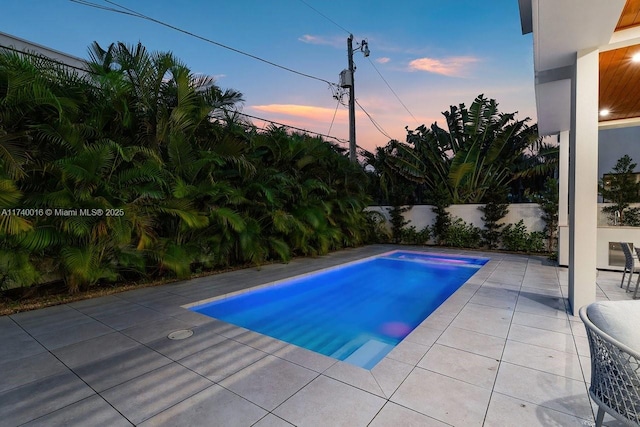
top-left (0, 42), bottom-right (375, 293)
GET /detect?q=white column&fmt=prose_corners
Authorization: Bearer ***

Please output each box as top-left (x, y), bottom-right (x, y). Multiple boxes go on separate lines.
top-left (558, 131), bottom-right (569, 226)
top-left (568, 48), bottom-right (599, 315)
top-left (558, 130), bottom-right (570, 266)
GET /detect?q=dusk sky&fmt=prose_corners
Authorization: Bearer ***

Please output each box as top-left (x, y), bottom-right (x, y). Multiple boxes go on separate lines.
top-left (1, 0), bottom-right (536, 153)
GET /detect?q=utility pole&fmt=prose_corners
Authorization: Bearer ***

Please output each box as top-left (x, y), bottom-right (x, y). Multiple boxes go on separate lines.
top-left (341, 35), bottom-right (368, 163)
top-left (347, 34), bottom-right (356, 163)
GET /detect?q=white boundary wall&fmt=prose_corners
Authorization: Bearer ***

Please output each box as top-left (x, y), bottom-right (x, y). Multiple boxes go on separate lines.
top-left (367, 204), bottom-right (546, 232)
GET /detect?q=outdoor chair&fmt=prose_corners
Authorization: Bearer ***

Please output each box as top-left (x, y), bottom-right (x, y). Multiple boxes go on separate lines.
top-left (580, 301), bottom-right (640, 427)
top-left (631, 247), bottom-right (640, 299)
top-left (620, 243), bottom-right (638, 292)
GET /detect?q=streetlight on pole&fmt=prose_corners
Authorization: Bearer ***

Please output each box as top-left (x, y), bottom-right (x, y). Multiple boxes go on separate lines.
top-left (340, 34), bottom-right (369, 163)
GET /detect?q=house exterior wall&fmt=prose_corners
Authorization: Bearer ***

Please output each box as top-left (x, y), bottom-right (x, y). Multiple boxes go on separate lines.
top-left (0, 31), bottom-right (86, 71)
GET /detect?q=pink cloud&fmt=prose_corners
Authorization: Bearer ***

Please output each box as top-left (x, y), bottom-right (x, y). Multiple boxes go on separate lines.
top-left (376, 57), bottom-right (391, 64)
top-left (252, 104), bottom-right (349, 122)
top-left (297, 34), bottom-right (343, 48)
top-left (408, 56), bottom-right (480, 77)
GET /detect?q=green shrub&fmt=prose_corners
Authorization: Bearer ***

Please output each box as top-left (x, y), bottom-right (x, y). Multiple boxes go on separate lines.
top-left (364, 210), bottom-right (391, 243)
top-left (389, 206), bottom-right (410, 244)
top-left (401, 225), bottom-right (430, 245)
top-left (624, 207), bottom-right (640, 226)
top-left (479, 187), bottom-right (509, 249)
top-left (501, 220), bottom-right (545, 253)
top-left (445, 218), bottom-right (482, 248)
top-left (430, 189), bottom-right (451, 246)
top-left (531, 177), bottom-right (559, 253)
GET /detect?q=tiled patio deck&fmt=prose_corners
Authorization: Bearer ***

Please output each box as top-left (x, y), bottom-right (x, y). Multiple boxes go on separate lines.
top-left (1, 244), bottom-right (636, 426)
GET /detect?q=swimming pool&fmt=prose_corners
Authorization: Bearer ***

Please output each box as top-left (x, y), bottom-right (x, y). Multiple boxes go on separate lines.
top-left (190, 250), bottom-right (488, 369)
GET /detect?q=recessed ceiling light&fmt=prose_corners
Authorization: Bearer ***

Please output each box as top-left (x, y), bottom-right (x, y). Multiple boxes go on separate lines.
top-left (632, 53), bottom-right (640, 63)
top-left (600, 109), bottom-right (610, 116)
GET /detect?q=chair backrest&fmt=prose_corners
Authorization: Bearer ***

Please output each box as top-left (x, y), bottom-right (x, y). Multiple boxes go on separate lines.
top-left (621, 242), bottom-right (634, 269)
top-left (580, 304), bottom-right (640, 425)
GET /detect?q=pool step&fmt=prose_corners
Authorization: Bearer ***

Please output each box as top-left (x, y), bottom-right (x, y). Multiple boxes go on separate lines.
top-left (341, 338), bottom-right (395, 370)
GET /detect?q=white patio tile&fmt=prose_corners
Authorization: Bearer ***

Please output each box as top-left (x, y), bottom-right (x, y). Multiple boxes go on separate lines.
top-left (507, 324), bottom-right (577, 354)
top-left (0, 329), bottom-right (49, 364)
top-left (177, 339), bottom-right (268, 382)
top-left (0, 371), bottom-right (96, 425)
top-left (494, 362), bottom-right (593, 419)
top-left (0, 351), bottom-right (68, 393)
top-left (520, 285), bottom-right (563, 297)
top-left (120, 316), bottom-right (194, 343)
top-left (73, 345), bottom-right (173, 392)
top-left (484, 392), bottom-right (593, 427)
top-left (273, 344), bottom-right (337, 373)
top-left (253, 414), bottom-right (295, 427)
top-left (369, 402), bottom-right (449, 426)
top-left (580, 355), bottom-right (592, 384)
top-left (100, 363), bottom-right (213, 425)
top-left (515, 293), bottom-right (569, 319)
top-left (450, 303), bottom-right (513, 338)
top-left (138, 384), bottom-right (266, 427)
top-left (569, 319), bottom-right (588, 338)
top-left (145, 322), bottom-right (228, 360)
top-left (511, 311), bottom-right (573, 335)
top-left (370, 356), bottom-right (414, 398)
top-left (232, 330), bottom-right (289, 354)
top-left (21, 395), bottom-right (132, 427)
top-left (385, 339), bottom-right (431, 365)
top-left (391, 367), bottom-right (492, 427)
top-left (502, 340), bottom-right (583, 381)
top-left (404, 325), bottom-right (443, 347)
top-left (436, 326), bottom-right (506, 359)
top-left (417, 344), bottom-right (499, 389)
top-left (273, 375), bottom-right (385, 427)
top-left (420, 312), bottom-right (456, 331)
top-left (573, 335), bottom-right (591, 357)
top-left (51, 332), bottom-right (140, 368)
top-left (323, 361), bottom-right (385, 397)
top-left (171, 310), bottom-right (218, 326)
top-left (219, 355), bottom-right (317, 411)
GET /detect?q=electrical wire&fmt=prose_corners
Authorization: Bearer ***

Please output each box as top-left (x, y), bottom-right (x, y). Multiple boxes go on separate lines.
top-left (295, 0), bottom-right (351, 35)
top-left (291, 0), bottom-right (420, 129)
top-left (355, 99), bottom-right (393, 141)
top-left (69, 0), bottom-right (338, 87)
top-left (367, 57), bottom-right (420, 125)
top-left (230, 111), bottom-right (349, 145)
top-left (328, 98), bottom-right (341, 135)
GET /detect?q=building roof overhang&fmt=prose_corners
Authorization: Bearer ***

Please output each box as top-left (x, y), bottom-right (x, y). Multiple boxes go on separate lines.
top-left (519, 0), bottom-right (629, 136)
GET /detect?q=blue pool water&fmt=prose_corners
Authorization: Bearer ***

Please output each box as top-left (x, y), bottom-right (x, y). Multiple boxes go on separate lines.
top-left (191, 250), bottom-right (488, 369)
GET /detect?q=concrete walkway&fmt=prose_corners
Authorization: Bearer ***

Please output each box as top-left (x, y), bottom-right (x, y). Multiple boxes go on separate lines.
top-left (0, 245), bottom-right (634, 426)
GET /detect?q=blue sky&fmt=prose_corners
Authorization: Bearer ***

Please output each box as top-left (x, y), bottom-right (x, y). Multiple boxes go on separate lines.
top-left (1, 0), bottom-right (535, 153)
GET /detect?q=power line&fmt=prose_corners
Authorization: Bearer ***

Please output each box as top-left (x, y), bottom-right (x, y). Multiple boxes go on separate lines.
top-left (231, 111), bottom-right (349, 145)
top-left (355, 99), bottom-right (393, 141)
top-left (295, 0), bottom-right (351, 35)
top-left (70, 0), bottom-right (338, 87)
top-left (328, 98), bottom-right (341, 135)
top-left (367, 57), bottom-right (420, 125)
top-left (290, 0), bottom-right (419, 134)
